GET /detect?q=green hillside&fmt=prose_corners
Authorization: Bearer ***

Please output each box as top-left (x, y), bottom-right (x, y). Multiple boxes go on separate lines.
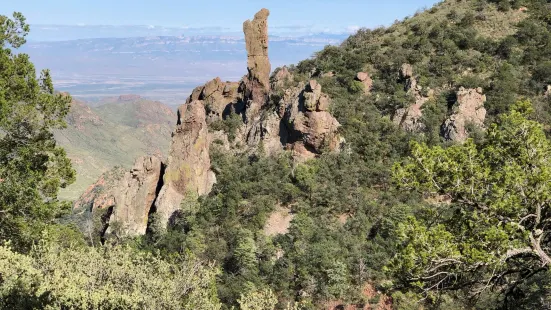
top-left (55, 97), bottom-right (175, 200)
top-left (138, 0), bottom-right (551, 309)
top-left (5, 0), bottom-right (551, 309)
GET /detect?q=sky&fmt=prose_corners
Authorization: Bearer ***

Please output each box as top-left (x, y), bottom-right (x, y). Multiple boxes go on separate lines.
top-left (2, 0), bottom-right (441, 33)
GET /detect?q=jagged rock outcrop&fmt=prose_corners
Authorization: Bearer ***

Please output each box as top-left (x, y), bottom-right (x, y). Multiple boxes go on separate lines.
top-left (75, 156), bottom-right (163, 237)
top-left (355, 72), bottom-right (373, 95)
top-left (304, 80), bottom-right (322, 111)
top-left (279, 80), bottom-right (341, 159)
top-left (242, 8), bottom-right (271, 107)
top-left (106, 156), bottom-right (163, 236)
top-left (154, 101), bottom-right (216, 226)
top-left (393, 100), bottom-right (427, 132)
top-left (442, 87), bottom-right (487, 142)
top-left (82, 8), bottom-right (344, 234)
top-left (392, 64), bottom-right (435, 132)
top-left (186, 77), bottom-right (240, 124)
top-left (271, 66), bottom-right (292, 89)
top-left (393, 88), bottom-right (434, 132)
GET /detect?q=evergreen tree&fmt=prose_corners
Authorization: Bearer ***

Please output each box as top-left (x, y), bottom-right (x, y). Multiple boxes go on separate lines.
top-left (0, 12), bottom-right (75, 248)
top-left (389, 101), bottom-right (551, 307)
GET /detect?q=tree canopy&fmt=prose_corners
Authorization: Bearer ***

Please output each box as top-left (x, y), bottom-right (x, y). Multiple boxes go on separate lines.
top-left (0, 12), bottom-right (74, 248)
top-left (389, 101), bottom-right (551, 306)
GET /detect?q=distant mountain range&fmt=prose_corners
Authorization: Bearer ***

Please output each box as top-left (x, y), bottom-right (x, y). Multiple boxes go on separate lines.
top-left (27, 24), bottom-right (353, 41)
top-left (21, 32), bottom-right (347, 105)
top-left (55, 96), bottom-right (175, 200)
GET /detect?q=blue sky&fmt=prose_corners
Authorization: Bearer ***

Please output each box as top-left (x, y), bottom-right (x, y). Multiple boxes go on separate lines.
top-left (3, 0), bottom-right (441, 32)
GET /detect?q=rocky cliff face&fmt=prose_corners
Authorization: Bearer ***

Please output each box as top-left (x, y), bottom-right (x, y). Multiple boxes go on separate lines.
top-left (154, 101), bottom-right (216, 226)
top-left (79, 8), bottom-right (343, 237)
top-left (392, 64), bottom-right (433, 132)
top-left (442, 87), bottom-right (487, 142)
top-left (75, 156), bottom-right (163, 237)
top-left (278, 80), bottom-right (341, 159)
top-left (243, 8), bottom-right (271, 96)
top-left (180, 8), bottom-right (342, 160)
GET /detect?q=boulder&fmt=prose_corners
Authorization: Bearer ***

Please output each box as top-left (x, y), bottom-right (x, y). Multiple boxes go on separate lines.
top-left (317, 95), bottom-right (331, 111)
top-left (278, 81), bottom-right (342, 159)
top-left (442, 87), bottom-right (487, 142)
top-left (304, 80), bottom-right (322, 111)
top-left (393, 98), bottom-right (428, 132)
top-left (393, 86), bottom-right (432, 132)
top-left (246, 112), bottom-right (285, 156)
top-left (294, 111), bottom-right (341, 152)
top-left (355, 72), bottom-right (373, 94)
top-left (186, 78), bottom-right (240, 124)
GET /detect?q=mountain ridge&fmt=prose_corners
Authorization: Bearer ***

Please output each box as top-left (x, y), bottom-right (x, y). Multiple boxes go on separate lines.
top-left (55, 97), bottom-right (175, 200)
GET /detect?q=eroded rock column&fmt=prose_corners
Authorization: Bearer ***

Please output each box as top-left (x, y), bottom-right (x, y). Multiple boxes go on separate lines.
top-left (154, 101), bottom-right (216, 226)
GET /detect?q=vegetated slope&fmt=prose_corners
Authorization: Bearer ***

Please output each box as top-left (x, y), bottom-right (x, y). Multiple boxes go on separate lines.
top-left (77, 0), bottom-right (551, 309)
top-left (55, 96), bottom-right (175, 200)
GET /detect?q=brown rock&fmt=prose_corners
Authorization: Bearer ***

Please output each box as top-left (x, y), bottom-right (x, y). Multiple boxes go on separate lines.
top-left (296, 111), bottom-right (341, 152)
top-left (288, 141), bottom-right (317, 161)
top-left (201, 77), bottom-right (224, 99)
top-left (400, 63), bottom-right (413, 79)
top-left (243, 8), bottom-right (271, 92)
top-left (189, 86), bottom-right (204, 102)
top-left (393, 85), bottom-right (433, 132)
top-left (278, 84), bottom-right (303, 119)
top-left (356, 72), bottom-right (369, 81)
top-left (304, 80), bottom-right (322, 111)
top-left (355, 72), bottom-right (373, 94)
top-left (154, 101), bottom-right (216, 226)
top-left (317, 94), bottom-right (331, 111)
top-left (442, 87), bottom-right (487, 142)
top-left (187, 78), bottom-right (240, 124)
top-left (106, 156), bottom-right (163, 236)
top-left (223, 82), bottom-right (239, 96)
top-left (75, 156), bottom-right (163, 237)
top-left (393, 97), bottom-right (428, 132)
top-left (278, 82), bottom-right (342, 159)
top-left (271, 66), bottom-right (292, 89)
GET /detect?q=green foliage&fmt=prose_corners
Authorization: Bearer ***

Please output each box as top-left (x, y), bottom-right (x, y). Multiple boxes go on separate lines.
top-left (0, 12), bottom-right (75, 248)
top-left (6, 1), bottom-right (551, 309)
top-left (237, 285), bottom-right (278, 310)
top-left (0, 241), bottom-right (221, 310)
top-left (389, 102), bottom-right (551, 306)
top-left (210, 112), bottom-right (243, 142)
